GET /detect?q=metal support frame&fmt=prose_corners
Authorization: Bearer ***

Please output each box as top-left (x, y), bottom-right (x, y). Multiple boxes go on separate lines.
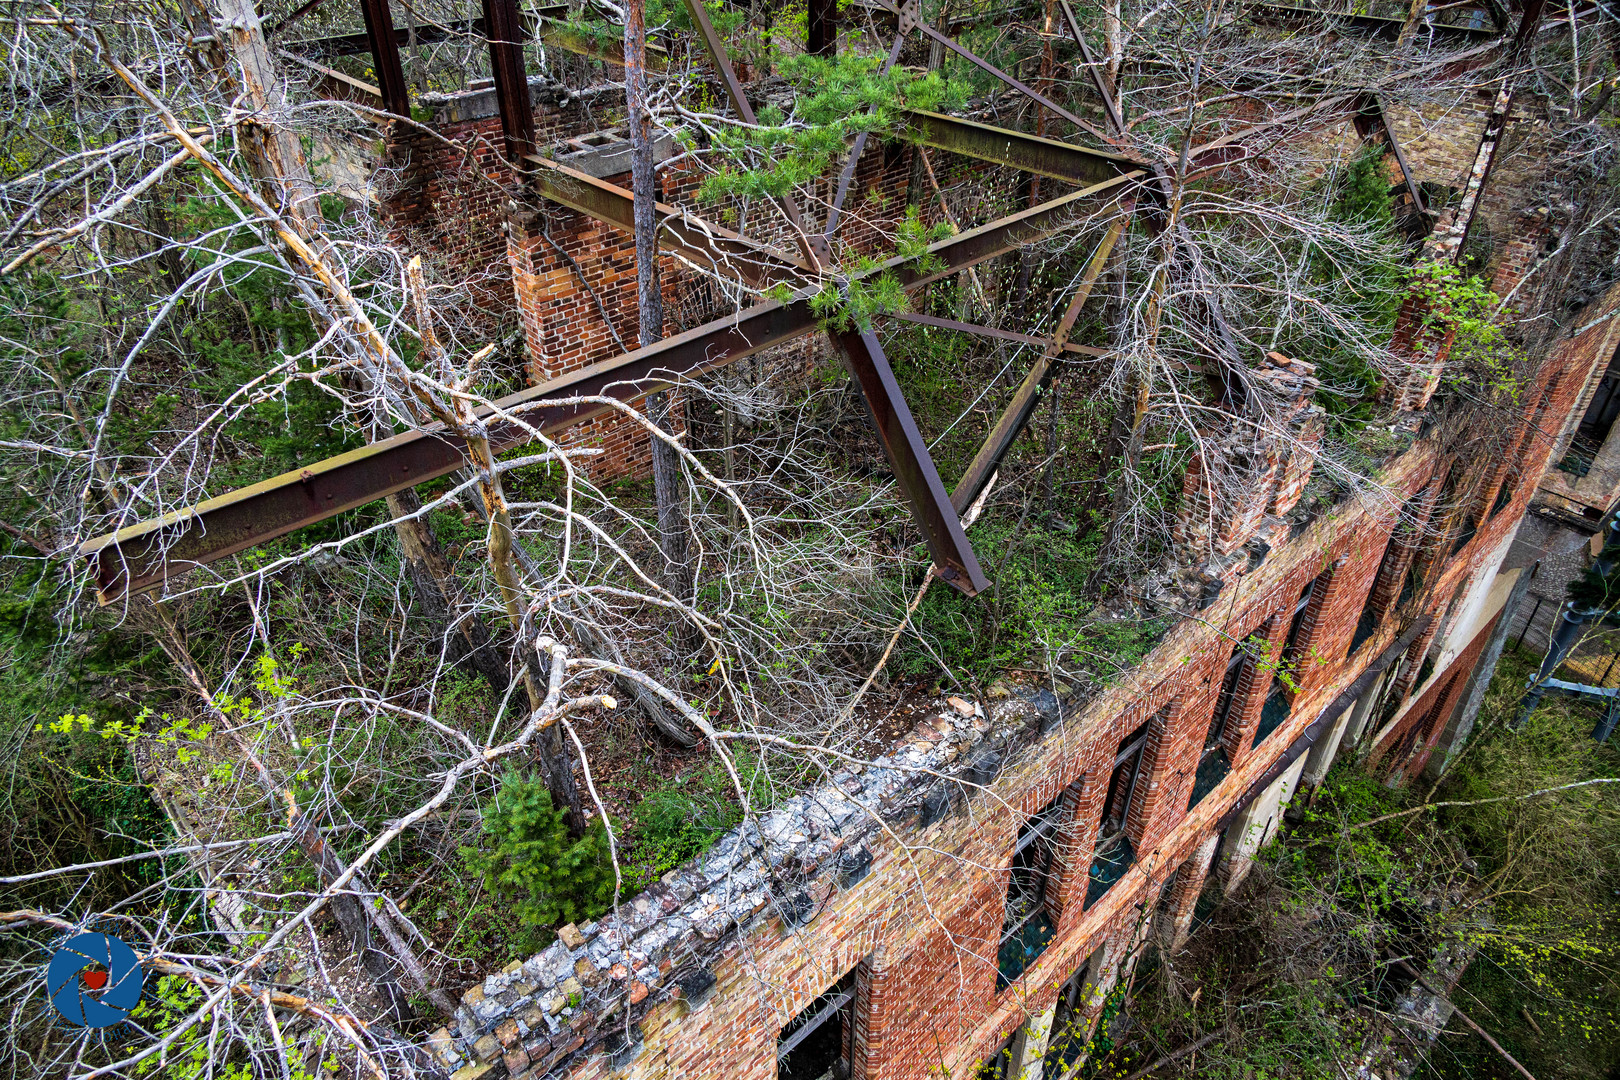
top-left (523, 156), bottom-right (809, 289)
top-left (82, 173), bottom-right (1133, 601)
top-left (482, 0), bottom-right (536, 162)
top-left (834, 329), bottom-right (988, 593)
top-left (903, 109), bottom-right (1140, 186)
top-left (680, 0), bottom-right (830, 269)
top-left (358, 0), bottom-right (410, 117)
top-left (1353, 93), bottom-right (1425, 221)
top-left (949, 206), bottom-right (1128, 514)
top-left (1057, 0), bottom-right (1125, 137)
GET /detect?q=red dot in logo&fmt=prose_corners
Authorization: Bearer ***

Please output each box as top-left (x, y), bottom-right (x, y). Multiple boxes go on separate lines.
top-left (81, 970), bottom-right (108, 991)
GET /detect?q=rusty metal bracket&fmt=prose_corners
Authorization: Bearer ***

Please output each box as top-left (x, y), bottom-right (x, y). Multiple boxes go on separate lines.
top-left (949, 206), bottom-right (1129, 514)
top-left (833, 328), bottom-right (988, 594)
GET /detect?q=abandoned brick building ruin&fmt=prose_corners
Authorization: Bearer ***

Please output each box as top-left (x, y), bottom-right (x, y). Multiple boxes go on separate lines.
top-left (79, 0), bottom-right (1620, 1076)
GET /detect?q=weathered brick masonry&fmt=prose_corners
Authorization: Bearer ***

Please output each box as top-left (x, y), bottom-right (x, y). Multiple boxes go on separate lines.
top-left (396, 78), bottom-right (1620, 1080)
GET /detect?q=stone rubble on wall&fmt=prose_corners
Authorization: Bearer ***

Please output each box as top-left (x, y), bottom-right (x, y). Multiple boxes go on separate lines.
top-left (428, 690), bottom-right (1049, 1080)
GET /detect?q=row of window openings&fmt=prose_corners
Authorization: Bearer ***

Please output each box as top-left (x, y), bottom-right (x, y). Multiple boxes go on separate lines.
top-left (979, 948), bottom-right (1104, 1080)
top-left (784, 578), bottom-right (1324, 1073)
top-left (776, 945), bottom-right (1108, 1080)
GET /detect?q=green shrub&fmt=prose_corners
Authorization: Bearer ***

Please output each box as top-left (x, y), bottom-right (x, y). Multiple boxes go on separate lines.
top-left (623, 752), bottom-right (763, 886)
top-left (460, 768), bottom-right (613, 944)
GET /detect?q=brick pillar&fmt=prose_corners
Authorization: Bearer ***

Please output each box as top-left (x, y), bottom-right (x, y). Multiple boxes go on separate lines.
top-left (852, 957), bottom-right (889, 1079)
top-left (1160, 833), bottom-right (1220, 954)
top-left (1223, 617), bottom-right (1288, 770)
top-left (1050, 776), bottom-right (1098, 933)
top-left (1388, 615), bottom-right (1442, 705)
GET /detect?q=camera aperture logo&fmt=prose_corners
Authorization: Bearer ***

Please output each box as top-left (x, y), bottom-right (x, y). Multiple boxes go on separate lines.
top-left (47, 932), bottom-right (144, 1028)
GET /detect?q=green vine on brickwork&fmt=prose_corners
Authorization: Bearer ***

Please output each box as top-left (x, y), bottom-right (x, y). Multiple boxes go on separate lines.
top-left (1411, 261), bottom-right (1524, 402)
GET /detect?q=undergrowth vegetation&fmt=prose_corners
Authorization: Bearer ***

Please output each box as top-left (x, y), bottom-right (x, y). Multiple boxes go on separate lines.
top-left (1108, 646), bottom-right (1620, 1079)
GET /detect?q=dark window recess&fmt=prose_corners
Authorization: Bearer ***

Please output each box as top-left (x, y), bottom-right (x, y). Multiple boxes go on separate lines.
top-left (1042, 962), bottom-right (1095, 1076)
top-left (976, 1033), bottom-right (1017, 1080)
top-left (778, 969), bottom-right (857, 1080)
top-left (1450, 515), bottom-right (1477, 555)
top-left (997, 793), bottom-right (1066, 989)
top-left (1251, 681), bottom-right (1292, 748)
top-left (1186, 747), bottom-right (1231, 811)
top-left (1086, 719), bottom-right (1152, 909)
top-left (1353, 518), bottom-right (1413, 655)
top-left (1279, 577), bottom-right (1317, 669)
top-left (1489, 477), bottom-right (1514, 517)
top-left (1398, 558), bottom-right (1421, 609)
top-left (1414, 653), bottom-right (1436, 690)
top-left (1190, 654), bottom-right (1242, 811)
top-left (1562, 349), bottom-right (1620, 477)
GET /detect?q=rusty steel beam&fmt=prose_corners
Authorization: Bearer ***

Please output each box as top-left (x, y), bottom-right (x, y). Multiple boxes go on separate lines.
top-left (524, 155), bottom-right (810, 288)
top-left (82, 173), bottom-right (1136, 602)
top-left (1247, 3), bottom-right (1499, 42)
top-left (949, 207), bottom-right (1128, 514)
top-left (903, 109), bottom-right (1141, 186)
top-left (834, 328), bottom-right (988, 594)
top-left (1058, 0), bottom-right (1125, 137)
top-left (680, 0), bottom-right (830, 269)
top-left (912, 16), bottom-right (1114, 145)
top-left (286, 16), bottom-right (482, 58)
top-left (825, 34), bottom-right (906, 237)
top-left (359, 0), bottom-right (410, 118)
top-left (482, 0), bottom-right (536, 161)
top-left (1353, 93), bottom-right (1425, 221)
top-left (534, 14), bottom-right (669, 71)
top-left (265, 0), bottom-right (336, 38)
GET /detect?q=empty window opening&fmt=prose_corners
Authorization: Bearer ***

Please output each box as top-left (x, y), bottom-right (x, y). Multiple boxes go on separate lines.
top-left (1087, 717), bottom-right (1154, 908)
top-left (997, 790), bottom-right (1067, 989)
top-left (1560, 347), bottom-right (1620, 477)
top-left (778, 969), bottom-right (857, 1080)
top-left (976, 1032), bottom-right (1017, 1080)
top-left (1042, 948), bottom-right (1102, 1076)
top-left (1189, 654), bottom-right (1242, 810)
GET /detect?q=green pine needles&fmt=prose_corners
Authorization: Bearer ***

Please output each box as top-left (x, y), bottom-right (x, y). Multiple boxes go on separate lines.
top-left (460, 768), bottom-right (613, 944)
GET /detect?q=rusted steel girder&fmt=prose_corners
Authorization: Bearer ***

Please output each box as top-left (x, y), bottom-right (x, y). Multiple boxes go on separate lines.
top-left (680, 0), bottom-right (830, 269)
top-left (358, 0), bottom-right (410, 118)
top-left (482, 0), bottom-right (536, 161)
top-left (266, 0), bottom-right (337, 38)
top-left (81, 174), bottom-right (1137, 602)
top-left (1057, 0), bottom-right (1125, 137)
top-left (523, 156), bottom-right (810, 288)
top-left (949, 205), bottom-right (1129, 514)
top-left (903, 109), bottom-right (1141, 186)
top-left (1353, 93), bottom-right (1425, 225)
top-left (834, 328), bottom-right (988, 593)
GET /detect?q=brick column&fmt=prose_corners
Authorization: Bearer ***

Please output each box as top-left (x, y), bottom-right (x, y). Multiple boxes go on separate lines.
top-left (1223, 617), bottom-right (1288, 770)
top-left (1050, 774), bottom-right (1099, 934)
top-left (1387, 614), bottom-right (1442, 705)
